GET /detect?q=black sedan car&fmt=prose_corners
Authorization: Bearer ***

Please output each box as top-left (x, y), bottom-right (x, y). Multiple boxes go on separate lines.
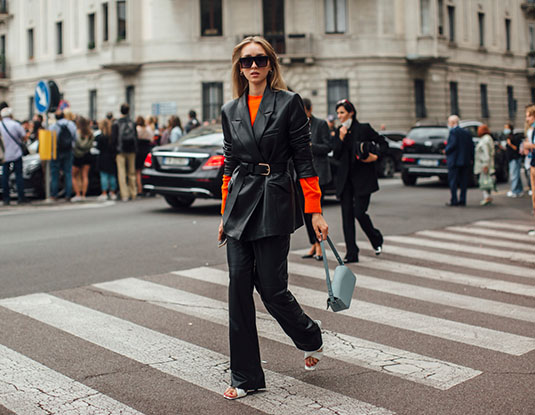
top-left (400, 121), bottom-right (508, 186)
top-left (142, 125), bottom-right (225, 208)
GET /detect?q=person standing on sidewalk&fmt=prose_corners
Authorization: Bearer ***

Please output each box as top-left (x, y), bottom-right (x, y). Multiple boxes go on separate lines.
top-left (445, 115), bottom-right (474, 207)
top-left (112, 103), bottom-right (138, 202)
top-left (71, 116), bottom-right (94, 202)
top-left (0, 107), bottom-right (28, 205)
top-left (50, 110), bottom-right (77, 201)
top-left (524, 105), bottom-right (535, 236)
top-left (95, 118), bottom-right (118, 201)
top-left (218, 35), bottom-right (328, 400)
top-left (505, 123), bottom-right (524, 198)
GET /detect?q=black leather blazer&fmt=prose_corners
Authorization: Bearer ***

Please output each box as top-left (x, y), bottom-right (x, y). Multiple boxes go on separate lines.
top-left (221, 87), bottom-right (316, 240)
top-left (333, 121), bottom-right (386, 197)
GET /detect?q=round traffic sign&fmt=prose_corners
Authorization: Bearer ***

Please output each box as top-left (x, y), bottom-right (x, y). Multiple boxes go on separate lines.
top-left (35, 80), bottom-right (50, 113)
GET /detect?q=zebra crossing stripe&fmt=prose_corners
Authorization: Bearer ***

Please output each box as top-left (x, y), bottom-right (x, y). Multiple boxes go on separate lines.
top-left (385, 235), bottom-right (535, 265)
top-left (415, 230), bottom-right (535, 253)
top-left (472, 221), bottom-right (534, 233)
top-left (95, 277), bottom-right (481, 390)
top-left (0, 343), bottom-right (143, 415)
top-left (287, 262), bottom-right (535, 323)
top-left (173, 267), bottom-right (535, 356)
top-left (350, 243), bottom-right (531, 279)
top-left (291, 248), bottom-right (535, 298)
top-left (446, 226), bottom-right (535, 243)
top-left (0, 294), bottom-right (393, 415)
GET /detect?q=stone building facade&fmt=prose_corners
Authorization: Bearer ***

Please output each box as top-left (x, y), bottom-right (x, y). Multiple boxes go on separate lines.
top-left (1, 0), bottom-right (535, 131)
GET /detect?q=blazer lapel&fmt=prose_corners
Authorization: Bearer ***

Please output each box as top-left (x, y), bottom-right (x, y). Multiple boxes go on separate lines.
top-left (253, 86), bottom-right (275, 144)
top-left (231, 93), bottom-right (264, 161)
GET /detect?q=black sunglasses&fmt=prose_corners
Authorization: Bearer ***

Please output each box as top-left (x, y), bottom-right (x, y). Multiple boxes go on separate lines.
top-left (239, 55), bottom-right (269, 68)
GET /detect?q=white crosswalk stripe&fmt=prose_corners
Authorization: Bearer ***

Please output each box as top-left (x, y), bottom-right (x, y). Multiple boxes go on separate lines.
top-left (0, 294), bottom-right (393, 415)
top-left (173, 268), bottom-right (535, 356)
top-left (0, 344), bottom-right (143, 415)
top-left (446, 225), bottom-right (535, 243)
top-left (95, 277), bottom-right (481, 391)
top-left (291, 248), bottom-right (535, 297)
top-left (413, 230), bottom-right (535, 253)
top-left (385, 235), bottom-right (535, 265)
top-left (472, 221), bottom-right (534, 233)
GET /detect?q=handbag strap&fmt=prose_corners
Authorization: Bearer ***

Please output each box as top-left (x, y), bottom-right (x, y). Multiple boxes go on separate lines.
top-left (319, 236), bottom-right (345, 303)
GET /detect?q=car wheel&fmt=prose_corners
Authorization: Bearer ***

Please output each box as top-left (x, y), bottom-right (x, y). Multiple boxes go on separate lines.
top-left (378, 156), bottom-right (395, 178)
top-left (401, 171), bottom-right (417, 186)
top-left (164, 195), bottom-right (195, 209)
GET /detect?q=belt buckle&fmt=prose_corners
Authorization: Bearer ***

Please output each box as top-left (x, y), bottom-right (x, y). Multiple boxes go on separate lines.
top-left (258, 163), bottom-right (270, 176)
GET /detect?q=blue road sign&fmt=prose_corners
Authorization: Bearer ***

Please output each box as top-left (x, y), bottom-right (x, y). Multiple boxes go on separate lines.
top-left (35, 80), bottom-right (50, 113)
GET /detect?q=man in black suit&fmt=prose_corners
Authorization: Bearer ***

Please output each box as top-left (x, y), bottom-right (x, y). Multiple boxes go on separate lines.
top-left (300, 98), bottom-right (332, 259)
top-left (445, 115), bottom-right (474, 206)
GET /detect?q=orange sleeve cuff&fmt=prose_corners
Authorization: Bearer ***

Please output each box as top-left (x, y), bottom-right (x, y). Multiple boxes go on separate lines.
top-left (299, 176), bottom-right (322, 213)
top-left (221, 175), bottom-right (231, 215)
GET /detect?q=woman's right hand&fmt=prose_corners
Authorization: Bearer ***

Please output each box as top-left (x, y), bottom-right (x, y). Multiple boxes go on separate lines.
top-left (339, 126), bottom-right (347, 141)
top-left (218, 218), bottom-right (224, 242)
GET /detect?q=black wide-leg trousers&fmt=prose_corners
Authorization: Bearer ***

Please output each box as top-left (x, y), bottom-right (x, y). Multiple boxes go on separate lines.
top-left (340, 183), bottom-right (383, 258)
top-left (226, 234), bottom-right (323, 390)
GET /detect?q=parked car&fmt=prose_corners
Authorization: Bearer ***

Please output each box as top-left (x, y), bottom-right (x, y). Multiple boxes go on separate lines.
top-left (378, 130), bottom-right (405, 178)
top-left (0, 140), bottom-right (101, 199)
top-left (400, 120), bottom-right (508, 186)
top-left (141, 124), bottom-right (225, 208)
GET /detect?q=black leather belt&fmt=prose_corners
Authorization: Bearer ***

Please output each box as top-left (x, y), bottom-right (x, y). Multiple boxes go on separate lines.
top-left (240, 162), bottom-right (287, 176)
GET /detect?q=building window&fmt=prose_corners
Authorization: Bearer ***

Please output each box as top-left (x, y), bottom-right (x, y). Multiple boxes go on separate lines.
top-left (414, 79), bottom-right (426, 119)
top-left (447, 6), bottom-right (455, 42)
top-left (126, 85), bottom-right (135, 117)
top-left (29, 96), bottom-right (34, 120)
top-left (507, 86), bottom-right (516, 120)
top-left (102, 2), bottom-right (109, 42)
top-left (480, 84), bottom-right (489, 119)
top-left (28, 28), bottom-right (34, 60)
top-left (531, 87), bottom-right (535, 104)
top-left (0, 0), bottom-right (7, 14)
top-left (56, 22), bottom-right (63, 55)
top-left (89, 90), bottom-right (97, 120)
top-left (420, 0), bottom-right (430, 35)
top-left (478, 13), bottom-right (484, 47)
top-left (201, 0), bottom-right (222, 36)
top-left (263, 0), bottom-right (285, 54)
top-left (437, 0), bottom-right (444, 35)
top-left (530, 24), bottom-right (535, 51)
top-left (88, 13), bottom-right (96, 49)
top-left (505, 18), bottom-right (511, 51)
top-left (117, 0), bottom-right (126, 41)
top-left (450, 82), bottom-right (459, 116)
top-left (325, 0), bottom-right (346, 34)
top-left (202, 82), bottom-right (223, 122)
top-left (0, 34), bottom-right (6, 78)
top-left (327, 79), bottom-right (349, 116)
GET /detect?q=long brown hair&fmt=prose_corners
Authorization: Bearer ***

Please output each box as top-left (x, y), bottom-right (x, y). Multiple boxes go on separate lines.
top-left (98, 118), bottom-right (113, 145)
top-left (525, 104), bottom-right (535, 133)
top-left (76, 116), bottom-right (92, 138)
top-left (231, 36), bottom-right (287, 99)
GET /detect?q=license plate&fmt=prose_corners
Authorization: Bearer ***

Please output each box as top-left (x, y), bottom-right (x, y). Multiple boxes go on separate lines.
top-left (162, 157), bottom-right (189, 166)
top-left (418, 159), bottom-right (439, 167)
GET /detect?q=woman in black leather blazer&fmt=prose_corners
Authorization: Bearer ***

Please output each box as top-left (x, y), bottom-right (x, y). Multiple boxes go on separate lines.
top-left (217, 36), bottom-right (329, 400)
top-left (333, 99), bottom-right (386, 263)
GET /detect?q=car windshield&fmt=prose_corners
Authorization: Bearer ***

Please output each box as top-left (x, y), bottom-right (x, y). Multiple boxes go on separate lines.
top-left (407, 127), bottom-right (448, 141)
top-left (180, 133), bottom-right (223, 147)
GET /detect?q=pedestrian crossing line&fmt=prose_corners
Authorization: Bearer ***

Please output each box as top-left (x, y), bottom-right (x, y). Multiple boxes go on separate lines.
top-left (95, 277), bottom-right (481, 391)
top-left (291, 248), bottom-right (535, 298)
top-left (446, 226), bottom-right (535, 243)
top-left (344, 243), bottom-right (532, 280)
top-left (173, 267), bottom-right (535, 356)
top-left (0, 343), bottom-right (143, 415)
top-left (0, 294), bottom-right (393, 415)
top-left (415, 230), bottom-right (535, 253)
top-left (287, 262), bottom-right (535, 324)
top-left (472, 221), bottom-right (534, 233)
top-left (384, 235), bottom-right (535, 265)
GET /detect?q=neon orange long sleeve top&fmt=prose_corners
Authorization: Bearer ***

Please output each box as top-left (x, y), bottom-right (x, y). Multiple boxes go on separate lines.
top-left (220, 94), bottom-right (322, 215)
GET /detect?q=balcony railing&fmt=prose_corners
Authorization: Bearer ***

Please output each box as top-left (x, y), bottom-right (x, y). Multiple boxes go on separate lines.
top-left (521, 2), bottom-right (535, 18)
top-left (279, 33), bottom-right (314, 65)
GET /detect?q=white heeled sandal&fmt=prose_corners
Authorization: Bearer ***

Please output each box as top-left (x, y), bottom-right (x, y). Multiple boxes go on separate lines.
top-left (304, 320), bottom-right (323, 371)
top-left (223, 387), bottom-right (248, 400)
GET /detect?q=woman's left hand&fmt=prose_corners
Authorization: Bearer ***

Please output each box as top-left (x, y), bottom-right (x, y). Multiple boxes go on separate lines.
top-left (311, 213), bottom-right (329, 242)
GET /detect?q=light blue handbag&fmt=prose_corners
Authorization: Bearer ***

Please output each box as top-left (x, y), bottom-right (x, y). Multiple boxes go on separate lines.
top-left (319, 237), bottom-right (357, 312)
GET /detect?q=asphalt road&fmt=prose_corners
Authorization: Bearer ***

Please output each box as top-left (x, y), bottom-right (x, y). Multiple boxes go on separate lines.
top-left (0, 175), bottom-right (533, 415)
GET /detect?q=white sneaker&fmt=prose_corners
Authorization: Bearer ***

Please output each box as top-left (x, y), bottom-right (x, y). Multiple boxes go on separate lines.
top-left (530, 190), bottom-right (533, 196)
top-left (528, 230), bottom-right (535, 236)
top-left (109, 193), bottom-right (118, 201)
top-left (375, 246), bottom-right (382, 256)
top-left (97, 194), bottom-right (108, 202)
top-left (506, 191), bottom-right (514, 197)
top-left (70, 195), bottom-right (83, 203)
